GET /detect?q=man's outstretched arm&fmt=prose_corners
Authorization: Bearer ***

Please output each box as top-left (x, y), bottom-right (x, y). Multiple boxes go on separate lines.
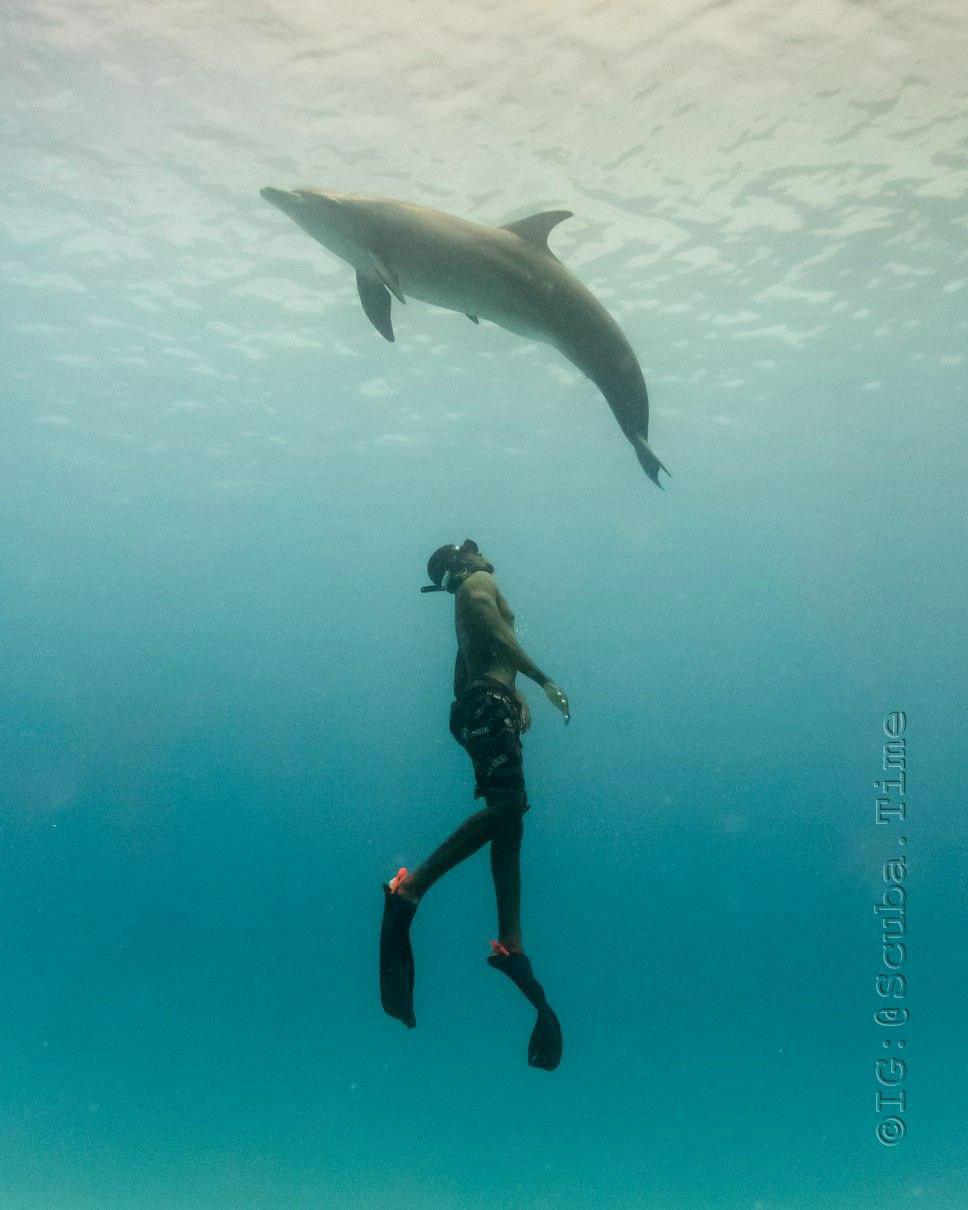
top-left (459, 574), bottom-right (570, 722)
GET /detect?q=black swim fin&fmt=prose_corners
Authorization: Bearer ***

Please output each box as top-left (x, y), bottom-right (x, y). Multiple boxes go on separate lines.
top-left (487, 948), bottom-right (563, 1071)
top-left (380, 885), bottom-right (417, 1028)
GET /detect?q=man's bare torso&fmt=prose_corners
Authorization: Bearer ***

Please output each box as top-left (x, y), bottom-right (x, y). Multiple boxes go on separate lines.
top-left (453, 571), bottom-right (517, 695)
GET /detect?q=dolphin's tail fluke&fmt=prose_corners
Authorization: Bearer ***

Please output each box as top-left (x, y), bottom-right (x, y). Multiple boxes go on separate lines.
top-left (631, 434), bottom-right (670, 488)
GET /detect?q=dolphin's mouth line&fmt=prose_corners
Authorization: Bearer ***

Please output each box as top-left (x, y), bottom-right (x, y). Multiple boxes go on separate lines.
top-left (260, 187), bottom-right (313, 213)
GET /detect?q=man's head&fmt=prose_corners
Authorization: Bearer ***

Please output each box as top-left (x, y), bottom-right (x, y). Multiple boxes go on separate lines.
top-left (421, 539), bottom-right (494, 594)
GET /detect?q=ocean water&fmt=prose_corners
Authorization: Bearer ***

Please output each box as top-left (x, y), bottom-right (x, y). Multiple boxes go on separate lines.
top-left (1, 1), bottom-right (966, 1206)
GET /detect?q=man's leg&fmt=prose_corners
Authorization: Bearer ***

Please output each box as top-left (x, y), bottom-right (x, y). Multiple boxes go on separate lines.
top-left (490, 810), bottom-right (523, 952)
top-left (400, 798), bottom-right (520, 900)
top-left (485, 818), bottom-right (563, 1071)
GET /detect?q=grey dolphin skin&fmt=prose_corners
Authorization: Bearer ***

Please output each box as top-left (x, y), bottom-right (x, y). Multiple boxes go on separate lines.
top-left (260, 189), bottom-right (669, 485)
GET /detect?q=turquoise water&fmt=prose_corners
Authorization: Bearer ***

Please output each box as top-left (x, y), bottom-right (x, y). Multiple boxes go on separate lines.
top-left (2, 1), bottom-right (966, 1206)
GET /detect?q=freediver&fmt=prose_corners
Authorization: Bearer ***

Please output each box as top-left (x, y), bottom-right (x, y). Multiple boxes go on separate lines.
top-left (379, 539), bottom-right (570, 1071)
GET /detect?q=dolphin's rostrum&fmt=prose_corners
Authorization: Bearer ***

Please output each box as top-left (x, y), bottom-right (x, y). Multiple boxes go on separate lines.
top-left (260, 188), bottom-right (669, 485)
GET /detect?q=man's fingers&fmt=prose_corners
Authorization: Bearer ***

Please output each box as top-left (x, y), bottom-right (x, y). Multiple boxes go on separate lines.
top-left (544, 682), bottom-right (570, 723)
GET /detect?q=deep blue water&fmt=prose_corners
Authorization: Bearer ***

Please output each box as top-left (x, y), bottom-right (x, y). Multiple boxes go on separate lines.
top-left (2, 1), bottom-right (966, 1206)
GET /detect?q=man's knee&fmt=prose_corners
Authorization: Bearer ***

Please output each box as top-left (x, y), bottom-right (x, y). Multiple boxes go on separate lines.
top-left (484, 793), bottom-right (527, 830)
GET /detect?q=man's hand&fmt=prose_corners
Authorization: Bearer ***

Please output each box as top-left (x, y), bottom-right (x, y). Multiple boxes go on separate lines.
top-left (514, 689), bottom-right (532, 734)
top-left (542, 681), bottom-right (570, 724)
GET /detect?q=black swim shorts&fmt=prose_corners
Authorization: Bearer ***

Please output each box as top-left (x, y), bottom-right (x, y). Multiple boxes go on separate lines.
top-left (449, 676), bottom-right (529, 811)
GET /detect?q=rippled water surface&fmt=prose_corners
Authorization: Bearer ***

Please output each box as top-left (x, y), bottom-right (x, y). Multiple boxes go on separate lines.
top-left (2, 1), bottom-right (966, 1207)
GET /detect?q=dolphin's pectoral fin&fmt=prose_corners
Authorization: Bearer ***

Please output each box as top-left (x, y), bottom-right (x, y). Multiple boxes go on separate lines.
top-left (370, 253), bottom-right (406, 304)
top-left (356, 271), bottom-right (395, 342)
top-left (466, 314), bottom-right (479, 324)
top-left (501, 210), bottom-right (574, 254)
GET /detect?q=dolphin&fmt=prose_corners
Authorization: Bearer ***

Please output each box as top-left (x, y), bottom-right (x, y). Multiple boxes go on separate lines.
top-left (259, 189), bottom-right (669, 485)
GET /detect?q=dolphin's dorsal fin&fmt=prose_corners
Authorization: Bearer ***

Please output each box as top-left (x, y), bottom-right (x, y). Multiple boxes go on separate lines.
top-left (501, 210), bottom-right (573, 253)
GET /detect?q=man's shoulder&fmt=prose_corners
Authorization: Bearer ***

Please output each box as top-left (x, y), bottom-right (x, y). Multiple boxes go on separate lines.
top-left (458, 570), bottom-right (498, 597)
